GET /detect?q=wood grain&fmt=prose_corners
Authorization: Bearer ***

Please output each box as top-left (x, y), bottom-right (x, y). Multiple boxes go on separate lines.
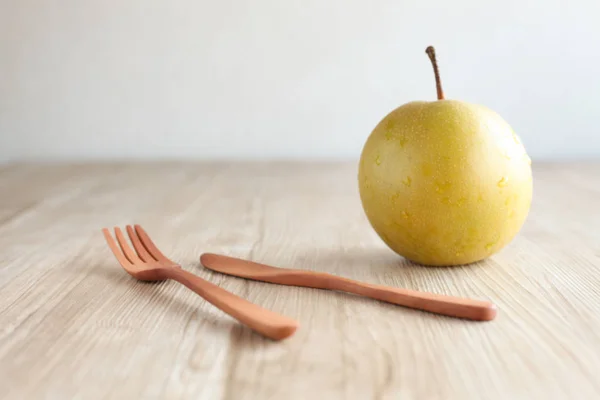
top-left (0, 161), bottom-right (599, 400)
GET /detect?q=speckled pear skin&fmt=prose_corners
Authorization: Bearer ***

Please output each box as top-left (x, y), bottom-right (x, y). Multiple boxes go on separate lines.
top-left (358, 100), bottom-right (533, 266)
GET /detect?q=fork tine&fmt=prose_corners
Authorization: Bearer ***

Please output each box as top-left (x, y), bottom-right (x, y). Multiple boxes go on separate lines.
top-left (126, 225), bottom-right (155, 263)
top-left (134, 225), bottom-right (175, 264)
top-left (102, 228), bottom-right (133, 268)
top-left (114, 227), bottom-right (143, 265)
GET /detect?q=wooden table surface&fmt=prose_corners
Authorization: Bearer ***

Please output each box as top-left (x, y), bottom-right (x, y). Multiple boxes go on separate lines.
top-left (0, 161), bottom-right (599, 399)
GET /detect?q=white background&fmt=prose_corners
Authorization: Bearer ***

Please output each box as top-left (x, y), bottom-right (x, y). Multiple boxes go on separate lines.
top-left (1, 0), bottom-right (599, 162)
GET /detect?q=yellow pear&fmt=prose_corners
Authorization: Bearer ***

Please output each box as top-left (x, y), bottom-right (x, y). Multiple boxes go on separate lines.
top-left (358, 46), bottom-right (532, 266)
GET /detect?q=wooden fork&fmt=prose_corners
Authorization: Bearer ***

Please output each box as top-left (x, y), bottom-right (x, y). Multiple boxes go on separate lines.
top-left (102, 225), bottom-right (298, 340)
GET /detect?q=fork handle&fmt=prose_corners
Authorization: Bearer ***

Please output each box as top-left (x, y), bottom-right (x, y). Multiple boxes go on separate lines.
top-left (163, 268), bottom-right (298, 340)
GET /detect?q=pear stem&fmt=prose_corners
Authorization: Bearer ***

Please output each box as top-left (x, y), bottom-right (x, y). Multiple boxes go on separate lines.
top-left (425, 46), bottom-right (445, 100)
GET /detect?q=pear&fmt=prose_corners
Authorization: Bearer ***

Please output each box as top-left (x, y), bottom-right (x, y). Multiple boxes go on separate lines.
top-left (358, 46), bottom-right (532, 266)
